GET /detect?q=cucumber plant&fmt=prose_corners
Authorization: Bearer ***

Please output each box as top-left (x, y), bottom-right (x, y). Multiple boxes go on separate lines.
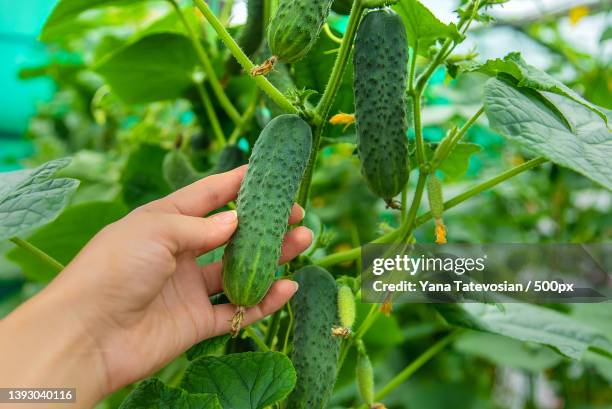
top-left (4, 0), bottom-right (611, 408)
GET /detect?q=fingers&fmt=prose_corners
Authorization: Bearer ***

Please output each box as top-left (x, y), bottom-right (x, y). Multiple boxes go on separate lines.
top-left (201, 226), bottom-right (313, 294)
top-left (210, 280), bottom-right (299, 337)
top-left (288, 204), bottom-right (305, 225)
top-left (145, 211), bottom-right (239, 254)
top-left (142, 165), bottom-right (248, 216)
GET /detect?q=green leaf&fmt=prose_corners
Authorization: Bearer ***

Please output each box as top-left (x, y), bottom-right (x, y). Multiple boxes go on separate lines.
top-left (119, 378), bottom-right (222, 409)
top-left (454, 331), bottom-right (564, 372)
top-left (186, 334), bottom-right (231, 361)
top-left (7, 201), bottom-right (129, 282)
top-left (181, 352), bottom-right (296, 409)
top-left (438, 143), bottom-right (481, 180)
top-left (96, 33), bottom-right (199, 104)
top-left (0, 158), bottom-right (79, 241)
top-left (484, 77), bottom-right (612, 190)
top-left (468, 52), bottom-right (608, 124)
top-left (436, 303), bottom-right (612, 360)
top-left (394, 0), bottom-right (462, 55)
top-left (41, 0), bottom-right (146, 42)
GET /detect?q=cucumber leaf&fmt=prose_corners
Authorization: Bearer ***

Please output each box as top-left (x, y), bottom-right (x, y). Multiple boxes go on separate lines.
top-left (96, 33), bottom-right (199, 104)
top-left (467, 52), bottom-right (608, 124)
top-left (0, 158), bottom-right (79, 241)
top-left (484, 77), bottom-right (612, 190)
top-left (394, 0), bottom-right (463, 55)
top-left (181, 352), bottom-right (296, 409)
top-left (6, 201), bottom-right (128, 283)
top-left (41, 0), bottom-right (147, 41)
top-left (186, 334), bottom-right (231, 361)
top-left (119, 378), bottom-right (221, 409)
top-left (436, 303), bottom-right (612, 360)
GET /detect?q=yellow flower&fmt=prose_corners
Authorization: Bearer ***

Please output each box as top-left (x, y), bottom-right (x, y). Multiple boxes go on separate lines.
top-left (434, 218), bottom-right (447, 245)
top-left (329, 112), bottom-right (356, 131)
top-left (569, 6), bottom-right (589, 25)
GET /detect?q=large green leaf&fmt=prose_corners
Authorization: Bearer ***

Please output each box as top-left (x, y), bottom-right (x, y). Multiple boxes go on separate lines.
top-left (468, 52), bottom-right (608, 124)
top-left (454, 331), bottom-right (564, 372)
top-left (96, 33), bottom-right (199, 104)
top-left (0, 158), bottom-right (79, 240)
top-left (186, 334), bottom-right (231, 361)
top-left (394, 0), bottom-right (462, 55)
top-left (181, 352), bottom-right (296, 409)
top-left (484, 77), bottom-right (612, 190)
top-left (7, 201), bottom-right (128, 282)
top-left (41, 0), bottom-right (147, 41)
top-left (436, 303), bottom-right (612, 360)
top-left (119, 378), bottom-right (221, 409)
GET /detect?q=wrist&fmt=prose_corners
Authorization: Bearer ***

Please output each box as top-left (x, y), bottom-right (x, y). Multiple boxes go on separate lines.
top-left (0, 283), bottom-right (108, 407)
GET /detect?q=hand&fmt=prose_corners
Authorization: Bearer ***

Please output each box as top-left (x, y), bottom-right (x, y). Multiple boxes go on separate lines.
top-left (0, 166), bottom-right (312, 408)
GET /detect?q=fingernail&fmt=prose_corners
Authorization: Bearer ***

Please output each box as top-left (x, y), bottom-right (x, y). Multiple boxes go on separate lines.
top-left (213, 210), bottom-right (237, 224)
top-left (297, 204), bottom-right (305, 219)
top-left (291, 280), bottom-right (299, 293)
top-left (304, 227), bottom-right (314, 240)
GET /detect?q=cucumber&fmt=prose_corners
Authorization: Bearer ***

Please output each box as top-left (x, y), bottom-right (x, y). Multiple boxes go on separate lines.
top-left (267, 0), bottom-right (334, 63)
top-left (427, 174), bottom-right (444, 219)
top-left (354, 9), bottom-right (410, 203)
top-left (162, 149), bottom-right (200, 190)
top-left (226, 0), bottom-right (264, 75)
top-left (210, 145), bottom-right (247, 175)
top-left (332, 0), bottom-right (352, 15)
top-left (286, 266), bottom-right (340, 409)
top-left (222, 115), bottom-right (312, 331)
top-left (337, 284), bottom-right (356, 330)
top-left (356, 349), bottom-right (375, 407)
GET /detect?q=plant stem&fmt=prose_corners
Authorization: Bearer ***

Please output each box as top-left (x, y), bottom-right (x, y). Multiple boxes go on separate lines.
top-left (169, 0), bottom-right (242, 125)
top-left (219, 0), bottom-right (235, 25)
top-left (408, 43), bottom-right (418, 92)
top-left (412, 90), bottom-right (426, 166)
top-left (315, 157), bottom-right (548, 267)
top-left (356, 330), bottom-right (461, 408)
top-left (9, 237), bottom-right (64, 271)
top-left (245, 326), bottom-right (270, 352)
top-left (296, 1), bottom-right (365, 207)
top-left (416, 157), bottom-right (548, 226)
top-left (195, 81), bottom-right (226, 146)
top-left (432, 106), bottom-right (484, 169)
top-left (265, 309), bottom-right (281, 349)
top-left (398, 170), bottom-right (428, 240)
top-left (228, 90), bottom-right (258, 144)
top-left (192, 0), bottom-right (297, 115)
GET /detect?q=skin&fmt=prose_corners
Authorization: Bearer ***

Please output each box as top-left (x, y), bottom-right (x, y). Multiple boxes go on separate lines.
top-left (0, 165), bottom-right (312, 408)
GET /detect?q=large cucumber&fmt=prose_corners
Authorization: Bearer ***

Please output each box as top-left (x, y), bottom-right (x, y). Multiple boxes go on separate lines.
top-left (222, 115), bottom-right (312, 330)
top-left (354, 9), bottom-right (410, 203)
top-left (226, 0), bottom-right (264, 74)
top-left (267, 0), bottom-right (334, 63)
top-left (286, 266), bottom-right (340, 409)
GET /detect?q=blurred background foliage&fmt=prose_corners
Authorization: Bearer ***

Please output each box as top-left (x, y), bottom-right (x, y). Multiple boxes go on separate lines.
top-left (0, 0), bottom-right (610, 408)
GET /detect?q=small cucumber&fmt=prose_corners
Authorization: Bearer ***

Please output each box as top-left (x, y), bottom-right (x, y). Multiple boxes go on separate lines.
top-left (267, 0), bottom-right (334, 63)
top-left (210, 145), bottom-right (247, 175)
top-left (162, 149), bottom-right (200, 190)
top-left (222, 115), bottom-right (312, 330)
top-left (356, 349), bottom-right (375, 407)
top-left (427, 174), bottom-right (444, 219)
top-left (286, 266), bottom-right (340, 409)
top-left (354, 9), bottom-right (410, 203)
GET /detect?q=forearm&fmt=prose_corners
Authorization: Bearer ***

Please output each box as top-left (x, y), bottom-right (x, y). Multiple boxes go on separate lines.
top-left (0, 284), bottom-right (107, 409)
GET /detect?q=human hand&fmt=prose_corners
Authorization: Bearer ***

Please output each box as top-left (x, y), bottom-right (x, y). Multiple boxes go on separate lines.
top-left (0, 166), bottom-right (312, 407)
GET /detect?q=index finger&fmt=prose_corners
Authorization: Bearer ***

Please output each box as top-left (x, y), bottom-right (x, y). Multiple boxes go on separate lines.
top-left (153, 165), bottom-right (248, 216)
